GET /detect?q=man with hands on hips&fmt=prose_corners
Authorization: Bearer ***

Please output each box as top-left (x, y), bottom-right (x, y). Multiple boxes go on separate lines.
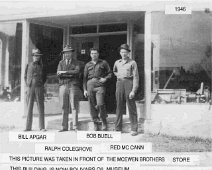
top-left (83, 48), bottom-right (112, 131)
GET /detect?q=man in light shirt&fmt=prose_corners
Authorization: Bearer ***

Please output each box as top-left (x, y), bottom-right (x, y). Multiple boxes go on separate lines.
top-left (113, 44), bottom-right (139, 136)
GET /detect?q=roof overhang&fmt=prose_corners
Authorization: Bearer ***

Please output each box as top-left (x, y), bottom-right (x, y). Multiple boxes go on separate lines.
top-left (0, 1), bottom-right (211, 22)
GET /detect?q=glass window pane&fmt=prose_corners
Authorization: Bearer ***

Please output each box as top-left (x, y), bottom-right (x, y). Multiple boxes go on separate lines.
top-left (71, 25), bottom-right (97, 34)
top-left (99, 23), bottom-right (127, 32)
top-left (0, 22), bottom-right (22, 102)
top-left (29, 23), bottom-right (63, 74)
top-left (151, 12), bottom-right (211, 104)
top-left (29, 23), bottom-right (63, 106)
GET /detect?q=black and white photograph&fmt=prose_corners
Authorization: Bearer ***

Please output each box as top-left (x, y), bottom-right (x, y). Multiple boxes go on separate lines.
top-left (0, 0), bottom-right (212, 169)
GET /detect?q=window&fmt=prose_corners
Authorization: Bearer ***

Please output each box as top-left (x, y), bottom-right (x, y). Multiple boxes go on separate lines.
top-left (99, 23), bottom-right (127, 32)
top-left (0, 22), bottom-right (22, 102)
top-left (151, 12), bottom-right (211, 104)
top-left (70, 23), bottom-right (127, 35)
top-left (29, 23), bottom-right (63, 74)
top-left (71, 25), bottom-right (97, 34)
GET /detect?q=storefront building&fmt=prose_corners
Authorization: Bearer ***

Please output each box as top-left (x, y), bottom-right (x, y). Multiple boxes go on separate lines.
top-left (0, 1), bottom-right (211, 137)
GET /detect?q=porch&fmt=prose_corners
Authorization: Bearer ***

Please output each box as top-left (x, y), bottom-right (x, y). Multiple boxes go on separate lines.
top-left (0, 101), bottom-right (211, 139)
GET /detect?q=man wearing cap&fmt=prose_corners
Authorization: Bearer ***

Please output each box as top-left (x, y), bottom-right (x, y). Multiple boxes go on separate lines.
top-left (24, 49), bottom-right (47, 131)
top-left (113, 44), bottom-right (139, 136)
top-left (83, 48), bottom-right (112, 131)
top-left (57, 45), bottom-right (81, 132)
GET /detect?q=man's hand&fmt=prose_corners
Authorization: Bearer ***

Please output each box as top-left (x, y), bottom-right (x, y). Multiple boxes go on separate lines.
top-left (84, 90), bottom-right (88, 98)
top-left (129, 91), bottom-right (135, 99)
top-left (57, 71), bottom-right (67, 76)
top-left (99, 78), bottom-right (107, 83)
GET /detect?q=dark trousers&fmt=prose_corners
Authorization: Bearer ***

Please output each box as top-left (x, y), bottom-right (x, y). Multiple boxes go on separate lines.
top-left (115, 79), bottom-right (138, 131)
top-left (87, 79), bottom-right (107, 122)
top-left (59, 84), bottom-right (80, 130)
top-left (25, 84), bottom-right (45, 130)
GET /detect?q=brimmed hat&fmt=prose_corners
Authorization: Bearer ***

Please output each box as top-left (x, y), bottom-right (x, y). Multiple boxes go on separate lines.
top-left (32, 49), bottom-right (42, 56)
top-left (62, 45), bottom-right (75, 53)
top-left (119, 44), bottom-right (131, 52)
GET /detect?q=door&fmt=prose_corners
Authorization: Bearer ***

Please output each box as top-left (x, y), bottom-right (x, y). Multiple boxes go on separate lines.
top-left (71, 36), bottom-right (99, 100)
top-left (99, 34), bottom-right (127, 114)
top-left (71, 36), bottom-right (99, 63)
top-left (29, 23), bottom-right (64, 115)
top-left (71, 34), bottom-right (127, 114)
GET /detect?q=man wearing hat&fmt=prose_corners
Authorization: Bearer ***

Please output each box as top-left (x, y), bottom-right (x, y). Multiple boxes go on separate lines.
top-left (24, 49), bottom-right (47, 131)
top-left (57, 45), bottom-right (81, 132)
top-left (113, 44), bottom-right (139, 136)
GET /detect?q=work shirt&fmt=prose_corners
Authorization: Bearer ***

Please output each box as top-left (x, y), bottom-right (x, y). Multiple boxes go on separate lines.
top-left (83, 59), bottom-right (112, 90)
top-left (57, 59), bottom-right (80, 86)
top-left (113, 58), bottom-right (139, 93)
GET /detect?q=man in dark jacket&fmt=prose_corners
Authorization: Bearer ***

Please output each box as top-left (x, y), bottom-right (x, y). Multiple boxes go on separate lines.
top-left (57, 45), bottom-right (81, 132)
top-left (83, 48), bottom-right (112, 131)
top-left (24, 49), bottom-right (47, 131)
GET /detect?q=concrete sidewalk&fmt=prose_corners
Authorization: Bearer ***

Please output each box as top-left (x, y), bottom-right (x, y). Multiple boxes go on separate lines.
top-left (0, 101), bottom-right (144, 135)
top-left (0, 102), bottom-right (212, 139)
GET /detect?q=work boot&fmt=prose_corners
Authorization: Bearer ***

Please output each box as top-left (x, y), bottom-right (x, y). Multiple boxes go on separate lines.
top-left (131, 131), bottom-right (138, 136)
top-left (102, 119), bottom-right (107, 131)
top-left (40, 129), bottom-right (47, 132)
top-left (58, 129), bottom-right (68, 132)
top-left (94, 122), bottom-right (99, 131)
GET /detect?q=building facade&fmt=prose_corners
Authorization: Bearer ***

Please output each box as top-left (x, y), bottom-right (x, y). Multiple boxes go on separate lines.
top-left (0, 1), bottom-right (211, 137)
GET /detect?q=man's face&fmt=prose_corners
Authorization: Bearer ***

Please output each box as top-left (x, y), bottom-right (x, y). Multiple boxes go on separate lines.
top-left (90, 50), bottom-right (99, 61)
top-left (120, 49), bottom-right (129, 59)
top-left (33, 55), bottom-right (40, 62)
top-left (64, 51), bottom-right (73, 60)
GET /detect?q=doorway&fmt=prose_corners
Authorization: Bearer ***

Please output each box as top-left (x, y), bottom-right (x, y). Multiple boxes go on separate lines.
top-left (99, 34), bottom-right (127, 113)
top-left (72, 34), bottom-right (127, 114)
top-left (29, 23), bottom-right (64, 74)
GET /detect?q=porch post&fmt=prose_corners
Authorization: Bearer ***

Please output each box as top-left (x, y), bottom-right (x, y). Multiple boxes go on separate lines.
top-left (211, 16), bottom-right (212, 108)
top-left (67, 25), bottom-right (70, 45)
top-left (0, 40), bottom-right (2, 88)
top-left (63, 26), bottom-right (68, 46)
top-left (21, 20), bottom-right (29, 105)
top-left (144, 11), bottom-right (152, 119)
top-left (127, 21), bottom-right (133, 59)
top-left (4, 40), bottom-right (10, 88)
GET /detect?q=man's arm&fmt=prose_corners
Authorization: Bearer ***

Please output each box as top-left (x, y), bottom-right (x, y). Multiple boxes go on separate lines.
top-left (66, 64), bottom-right (80, 75)
top-left (131, 61), bottom-right (139, 93)
top-left (57, 61), bottom-right (80, 77)
top-left (57, 61), bottom-right (62, 73)
top-left (57, 61), bottom-right (69, 78)
top-left (57, 61), bottom-right (72, 78)
top-left (24, 64), bottom-right (28, 85)
top-left (103, 61), bottom-right (112, 81)
top-left (42, 65), bottom-right (47, 84)
top-left (113, 61), bottom-right (118, 77)
top-left (83, 64), bottom-right (88, 91)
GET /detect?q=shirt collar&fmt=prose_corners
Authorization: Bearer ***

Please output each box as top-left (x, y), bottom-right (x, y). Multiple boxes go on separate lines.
top-left (33, 61), bottom-right (40, 65)
top-left (66, 58), bottom-right (72, 64)
top-left (120, 58), bottom-right (130, 64)
top-left (90, 59), bottom-right (102, 65)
